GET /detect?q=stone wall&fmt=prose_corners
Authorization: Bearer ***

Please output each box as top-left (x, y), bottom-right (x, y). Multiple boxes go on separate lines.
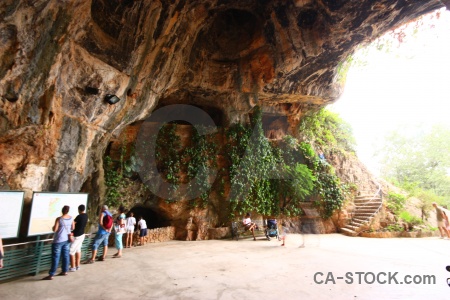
top-left (360, 231), bottom-right (440, 238)
top-left (146, 226), bottom-right (176, 243)
top-left (128, 226), bottom-right (176, 246)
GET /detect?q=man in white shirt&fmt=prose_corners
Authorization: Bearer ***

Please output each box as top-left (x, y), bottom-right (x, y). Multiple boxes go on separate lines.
top-left (138, 216), bottom-right (148, 246)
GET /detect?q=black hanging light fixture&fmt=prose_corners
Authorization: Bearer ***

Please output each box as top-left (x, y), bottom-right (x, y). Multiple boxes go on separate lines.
top-left (104, 94), bottom-right (121, 105)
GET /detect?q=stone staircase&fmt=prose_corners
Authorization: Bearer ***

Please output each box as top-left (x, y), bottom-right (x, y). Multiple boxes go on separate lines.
top-left (340, 194), bottom-right (382, 237)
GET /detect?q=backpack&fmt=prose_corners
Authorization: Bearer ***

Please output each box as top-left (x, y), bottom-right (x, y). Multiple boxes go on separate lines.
top-left (103, 213), bottom-right (113, 230)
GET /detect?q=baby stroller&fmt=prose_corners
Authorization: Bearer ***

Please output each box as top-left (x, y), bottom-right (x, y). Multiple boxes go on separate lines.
top-left (265, 219), bottom-right (279, 241)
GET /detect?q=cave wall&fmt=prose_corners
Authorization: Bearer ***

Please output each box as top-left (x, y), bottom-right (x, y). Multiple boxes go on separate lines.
top-left (0, 0), bottom-right (445, 219)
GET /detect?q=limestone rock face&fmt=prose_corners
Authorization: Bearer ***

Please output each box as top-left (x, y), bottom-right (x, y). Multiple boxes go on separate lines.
top-left (326, 151), bottom-right (379, 194)
top-left (0, 0), bottom-right (444, 212)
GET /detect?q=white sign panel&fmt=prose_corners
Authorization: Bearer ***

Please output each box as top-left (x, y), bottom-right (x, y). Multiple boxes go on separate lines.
top-left (0, 191), bottom-right (25, 238)
top-left (28, 192), bottom-right (88, 236)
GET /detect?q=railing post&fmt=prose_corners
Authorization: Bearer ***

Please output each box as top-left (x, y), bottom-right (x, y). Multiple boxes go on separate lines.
top-left (34, 236), bottom-right (42, 276)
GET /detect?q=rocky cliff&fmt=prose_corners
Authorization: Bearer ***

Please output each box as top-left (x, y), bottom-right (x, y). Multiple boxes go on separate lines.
top-left (0, 1), bottom-right (445, 229)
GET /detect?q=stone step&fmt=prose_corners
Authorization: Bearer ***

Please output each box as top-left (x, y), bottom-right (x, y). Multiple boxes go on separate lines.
top-left (352, 218), bottom-right (368, 224)
top-left (356, 193), bottom-right (380, 198)
top-left (354, 209), bottom-right (379, 213)
top-left (341, 192), bottom-right (382, 238)
top-left (353, 213), bottom-right (374, 218)
top-left (354, 202), bottom-right (382, 207)
top-left (355, 208), bottom-right (381, 212)
top-left (345, 224), bottom-right (360, 231)
top-left (349, 221), bottom-right (365, 227)
top-left (353, 208), bottom-right (378, 213)
top-left (354, 198), bottom-right (382, 203)
top-left (354, 204), bottom-right (381, 209)
top-left (340, 227), bottom-right (358, 237)
top-left (355, 205), bottom-right (380, 209)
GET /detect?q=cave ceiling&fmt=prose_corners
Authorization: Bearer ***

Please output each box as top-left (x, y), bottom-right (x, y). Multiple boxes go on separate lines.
top-left (0, 0), bottom-right (445, 194)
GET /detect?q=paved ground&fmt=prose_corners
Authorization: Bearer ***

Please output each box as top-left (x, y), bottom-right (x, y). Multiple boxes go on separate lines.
top-left (0, 234), bottom-right (449, 300)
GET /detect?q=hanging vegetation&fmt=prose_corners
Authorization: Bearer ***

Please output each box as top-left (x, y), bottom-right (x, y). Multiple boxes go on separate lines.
top-left (298, 142), bottom-right (347, 219)
top-left (182, 125), bottom-right (218, 208)
top-left (225, 107), bottom-right (315, 218)
top-left (104, 106), bottom-right (348, 220)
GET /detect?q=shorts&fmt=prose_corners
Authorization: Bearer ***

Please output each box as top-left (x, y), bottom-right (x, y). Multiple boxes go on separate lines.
top-left (126, 226), bottom-right (135, 233)
top-left (92, 232), bottom-right (110, 250)
top-left (438, 221), bottom-right (445, 227)
top-left (140, 228), bottom-right (148, 237)
top-left (69, 234), bottom-right (85, 255)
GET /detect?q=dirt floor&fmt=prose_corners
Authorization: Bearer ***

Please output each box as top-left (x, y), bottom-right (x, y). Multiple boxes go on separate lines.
top-left (0, 234), bottom-right (449, 300)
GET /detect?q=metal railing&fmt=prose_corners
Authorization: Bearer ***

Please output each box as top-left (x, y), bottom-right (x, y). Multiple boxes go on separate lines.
top-left (0, 234), bottom-right (103, 283)
top-left (352, 182), bottom-right (383, 233)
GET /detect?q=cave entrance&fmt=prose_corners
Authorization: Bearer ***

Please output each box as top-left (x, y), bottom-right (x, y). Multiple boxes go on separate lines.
top-left (248, 111), bottom-right (289, 140)
top-left (261, 115), bottom-right (288, 140)
top-left (129, 206), bottom-right (170, 229)
top-left (154, 102), bottom-right (226, 127)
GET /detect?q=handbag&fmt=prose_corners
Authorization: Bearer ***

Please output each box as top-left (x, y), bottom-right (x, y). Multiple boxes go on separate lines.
top-left (68, 233), bottom-right (75, 243)
top-left (119, 224), bottom-right (127, 234)
top-left (63, 218), bottom-right (74, 243)
top-left (116, 215), bottom-right (127, 234)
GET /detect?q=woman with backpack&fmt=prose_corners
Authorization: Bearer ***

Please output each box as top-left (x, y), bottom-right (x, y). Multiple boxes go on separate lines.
top-left (88, 205), bottom-right (113, 263)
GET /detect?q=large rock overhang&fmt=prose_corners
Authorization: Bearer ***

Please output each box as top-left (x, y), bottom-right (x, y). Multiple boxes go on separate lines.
top-left (0, 0), bottom-right (445, 196)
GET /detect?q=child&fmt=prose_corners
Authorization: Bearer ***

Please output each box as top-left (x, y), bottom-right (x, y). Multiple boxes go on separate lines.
top-left (138, 216), bottom-right (148, 246)
top-left (280, 223), bottom-right (288, 246)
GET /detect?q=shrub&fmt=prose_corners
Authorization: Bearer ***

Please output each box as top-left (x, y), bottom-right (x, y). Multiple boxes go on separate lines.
top-left (386, 192), bottom-right (406, 215)
top-left (386, 224), bottom-right (404, 232)
top-left (399, 211), bottom-right (423, 226)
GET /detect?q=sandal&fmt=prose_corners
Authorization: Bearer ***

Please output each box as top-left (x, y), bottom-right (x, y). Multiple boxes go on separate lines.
top-left (87, 260), bottom-right (95, 264)
top-left (58, 272), bottom-right (68, 276)
top-left (113, 255), bottom-right (122, 258)
top-left (42, 275), bottom-right (53, 280)
top-left (97, 257), bottom-right (105, 261)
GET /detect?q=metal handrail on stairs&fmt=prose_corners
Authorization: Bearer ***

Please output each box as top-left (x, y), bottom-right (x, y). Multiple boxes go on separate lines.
top-left (351, 182), bottom-right (383, 233)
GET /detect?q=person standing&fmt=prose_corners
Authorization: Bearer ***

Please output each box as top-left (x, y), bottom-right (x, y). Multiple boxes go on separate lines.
top-left (138, 216), bottom-right (148, 246)
top-left (125, 211), bottom-right (136, 248)
top-left (0, 234), bottom-right (4, 269)
top-left (318, 150), bottom-right (325, 160)
top-left (113, 206), bottom-right (126, 258)
top-left (433, 202), bottom-right (450, 239)
top-left (43, 205), bottom-right (74, 280)
top-left (88, 205), bottom-right (113, 263)
top-left (69, 204), bottom-right (88, 271)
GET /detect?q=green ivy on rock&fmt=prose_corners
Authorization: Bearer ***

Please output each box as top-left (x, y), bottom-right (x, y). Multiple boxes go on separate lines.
top-left (226, 107), bottom-right (315, 218)
top-left (155, 124), bottom-right (181, 200)
top-left (182, 125), bottom-right (218, 208)
top-left (299, 142), bottom-right (346, 219)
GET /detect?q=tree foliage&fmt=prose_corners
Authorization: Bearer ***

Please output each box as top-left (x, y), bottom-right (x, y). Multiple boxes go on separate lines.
top-left (299, 108), bottom-right (356, 153)
top-left (378, 124), bottom-right (450, 202)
